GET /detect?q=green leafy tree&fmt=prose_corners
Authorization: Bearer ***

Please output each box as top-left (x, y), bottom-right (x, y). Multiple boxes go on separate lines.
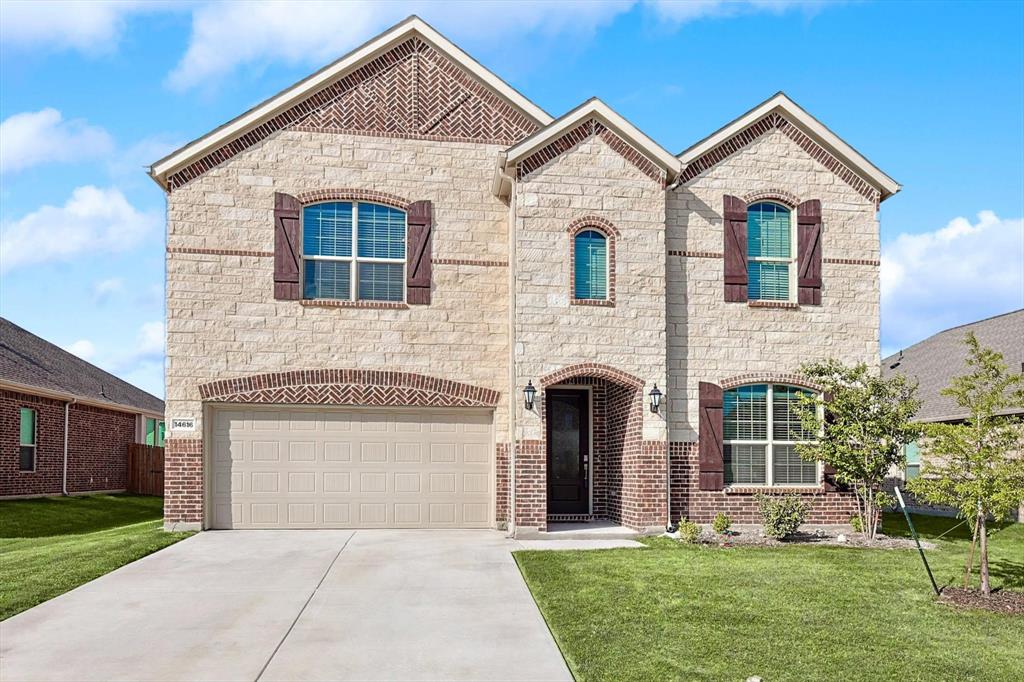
top-left (794, 360), bottom-right (922, 541)
top-left (907, 333), bottom-right (1024, 595)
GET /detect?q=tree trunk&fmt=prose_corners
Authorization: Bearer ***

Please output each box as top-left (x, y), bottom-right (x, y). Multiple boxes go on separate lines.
top-left (964, 518), bottom-right (979, 589)
top-left (979, 513), bottom-right (990, 595)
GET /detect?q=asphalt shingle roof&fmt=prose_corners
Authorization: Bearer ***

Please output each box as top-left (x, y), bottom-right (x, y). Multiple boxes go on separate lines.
top-left (882, 309), bottom-right (1024, 422)
top-left (0, 317), bottom-right (164, 414)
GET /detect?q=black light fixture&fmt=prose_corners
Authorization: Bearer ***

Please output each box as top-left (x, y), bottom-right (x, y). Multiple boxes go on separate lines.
top-left (649, 384), bottom-right (663, 414)
top-left (524, 381), bottom-right (537, 411)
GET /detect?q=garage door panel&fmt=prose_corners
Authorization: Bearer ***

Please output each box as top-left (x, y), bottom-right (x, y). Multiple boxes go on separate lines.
top-left (209, 407), bottom-right (493, 529)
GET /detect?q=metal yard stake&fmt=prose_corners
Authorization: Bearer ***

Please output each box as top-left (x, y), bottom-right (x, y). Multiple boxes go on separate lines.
top-left (895, 487), bottom-right (940, 596)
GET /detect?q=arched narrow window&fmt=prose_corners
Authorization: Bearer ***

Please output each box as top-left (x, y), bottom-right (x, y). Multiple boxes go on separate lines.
top-left (301, 201), bottom-right (406, 302)
top-left (747, 202), bottom-right (794, 301)
top-left (723, 384), bottom-right (819, 486)
top-left (573, 229), bottom-right (608, 300)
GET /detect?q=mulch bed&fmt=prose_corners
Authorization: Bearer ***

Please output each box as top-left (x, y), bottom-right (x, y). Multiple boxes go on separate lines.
top-left (938, 587), bottom-right (1024, 615)
top-left (668, 525), bottom-right (934, 550)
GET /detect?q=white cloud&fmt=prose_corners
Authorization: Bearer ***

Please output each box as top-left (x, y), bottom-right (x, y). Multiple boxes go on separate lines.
top-left (0, 0), bottom-right (173, 54)
top-left (107, 134), bottom-right (183, 184)
top-left (166, 0), bottom-right (633, 91)
top-left (136, 320), bottom-right (166, 358)
top-left (648, 0), bottom-right (826, 23)
top-left (64, 339), bottom-right (96, 361)
top-left (0, 108), bottom-right (114, 174)
top-left (0, 186), bottom-right (160, 273)
top-left (881, 211), bottom-right (1024, 355)
top-left (93, 277), bottom-right (124, 301)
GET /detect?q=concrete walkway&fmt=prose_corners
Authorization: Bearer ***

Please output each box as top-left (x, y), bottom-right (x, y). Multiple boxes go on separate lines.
top-left (0, 531), bottom-right (571, 682)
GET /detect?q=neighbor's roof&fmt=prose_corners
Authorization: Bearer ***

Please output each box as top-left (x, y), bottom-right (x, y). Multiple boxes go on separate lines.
top-left (882, 309), bottom-right (1024, 422)
top-left (679, 92), bottom-right (901, 202)
top-left (0, 317), bottom-right (164, 416)
top-left (149, 15), bottom-right (553, 189)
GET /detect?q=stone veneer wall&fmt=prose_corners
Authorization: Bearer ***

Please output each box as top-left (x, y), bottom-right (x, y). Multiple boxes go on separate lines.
top-left (512, 132), bottom-right (669, 532)
top-left (665, 128), bottom-right (879, 521)
top-left (164, 131), bottom-right (512, 526)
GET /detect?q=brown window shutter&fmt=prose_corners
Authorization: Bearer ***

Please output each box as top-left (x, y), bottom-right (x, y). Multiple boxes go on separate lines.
top-left (273, 192), bottom-right (301, 300)
top-left (723, 195), bottom-right (748, 302)
top-left (698, 381), bottom-right (725, 490)
top-left (797, 199), bottom-right (823, 305)
top-left (406, 200), bottom-right (433, 305)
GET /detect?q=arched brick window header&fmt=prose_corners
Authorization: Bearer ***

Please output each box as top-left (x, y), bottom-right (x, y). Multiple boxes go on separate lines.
top-left (540, 363), bottom-right (643, 389)
top-left (719, 372), bottom-right (823, 392)
top-left (198, 369), bottom-right (499, 408)
top-left (295, 189), bottom-right (411, 210)
top-left (566, 215), bottom-right (621, 238)
top-left (742, 189), bottom-right (801, 208)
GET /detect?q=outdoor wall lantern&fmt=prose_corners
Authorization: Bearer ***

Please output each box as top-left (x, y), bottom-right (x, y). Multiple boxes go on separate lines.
top-left (524, 381), bottom-right (537, 411)
top-left (649, 384), bottom-right (663, 414)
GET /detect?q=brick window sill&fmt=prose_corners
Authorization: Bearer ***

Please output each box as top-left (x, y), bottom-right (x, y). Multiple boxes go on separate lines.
top-left (747, 300), bottom-right (800, 310)
top-left (724, 486), bottom-right (826, 495)
top-left (300, 299), bottom-right (409, 310)
top-left (571, 298), bottom-right (615, 307)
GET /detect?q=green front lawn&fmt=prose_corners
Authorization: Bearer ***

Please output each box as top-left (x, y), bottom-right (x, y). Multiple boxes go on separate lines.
top-left (0, 494), bottom-right (193, 621)
top-left (516, 514), bottom-right (1024, 681)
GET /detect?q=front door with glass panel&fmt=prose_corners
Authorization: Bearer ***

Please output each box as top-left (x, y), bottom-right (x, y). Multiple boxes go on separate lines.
top-left (546, 389), bottom-right (589, 514)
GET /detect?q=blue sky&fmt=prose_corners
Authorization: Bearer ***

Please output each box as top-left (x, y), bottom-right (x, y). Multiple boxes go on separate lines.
top-left (1, 0), bottom-right (1022, 398)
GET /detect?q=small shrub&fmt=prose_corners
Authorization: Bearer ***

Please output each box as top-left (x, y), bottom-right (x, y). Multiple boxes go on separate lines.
top-left (712, 512), bottom-right (732, 535)
top-left (677, 519), bottom-right (702, 544)
top-left (756, 494), bottom-right (809, 540)
top-left (849, 514), bottom-right (864, 533)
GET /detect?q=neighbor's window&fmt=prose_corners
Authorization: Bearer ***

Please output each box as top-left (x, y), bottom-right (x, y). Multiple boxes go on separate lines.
top-left (19, 407), bottom-right (36, 472)
top-left (302, 202), bottom-right (406, 302)
top-left (723, 384), bottom-right (818, 486)
top-left (904, 441), bottom-right (920, 480)
top-left (747, 202), bottom-right (794, 301)
top-left (574, 229), bottom-right (608, 300)
top-left (145, 418), bottom-right (165, 447)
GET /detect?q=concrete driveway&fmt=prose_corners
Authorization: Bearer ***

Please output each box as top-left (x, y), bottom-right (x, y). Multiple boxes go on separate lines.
top-left (0, 531), bottom-right (571, 682)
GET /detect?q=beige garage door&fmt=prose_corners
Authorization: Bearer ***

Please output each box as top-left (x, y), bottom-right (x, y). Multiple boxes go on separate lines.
top-left (208, 407), bottom-right (493, 529)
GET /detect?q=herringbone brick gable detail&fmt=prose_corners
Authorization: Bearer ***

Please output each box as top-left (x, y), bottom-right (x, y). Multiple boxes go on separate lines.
top-left (516, 118), bottom-right (667, 185)
top-left (198, 369), bottom-right (500, 408)
top-left (679, 112), bottom-right (882, 205)
top-left (167, 37), bottom-right (539, 191)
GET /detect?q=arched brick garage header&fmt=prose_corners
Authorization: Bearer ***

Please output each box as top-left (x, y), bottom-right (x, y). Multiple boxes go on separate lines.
top-left (198, 369), bottom-right (500, 408)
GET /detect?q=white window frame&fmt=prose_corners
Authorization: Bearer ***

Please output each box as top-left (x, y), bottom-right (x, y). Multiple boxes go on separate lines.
top-left (724, 384), bottom-right (821, 487)
top-left (573, 228), bottom-right (610, 301)
top-left (301, 201), bottom-right (407, 302)
top-left (19, 407), bottom-right (37, 473)
top-left (747, 201), bottom-right (798, 303)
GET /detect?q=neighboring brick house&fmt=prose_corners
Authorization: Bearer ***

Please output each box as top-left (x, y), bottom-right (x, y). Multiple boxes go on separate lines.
top-left (150, 17), bottom-right (899, 534)
top-left (0, 318), bottom-right (165, 498)
top-left (883, 309), bottom-right (1024, 521)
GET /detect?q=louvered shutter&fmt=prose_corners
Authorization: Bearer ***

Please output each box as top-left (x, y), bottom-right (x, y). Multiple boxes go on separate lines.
top-left (406, 200), bottom-right (433, 305)
top-left (273, 192), bottom-right (301, 300)
top-left (723, 195), bottom-right (748, 302)
top-left (797, 199), bottom-right (823, 305)
top-left (698, 381), bottom-right (725, 490)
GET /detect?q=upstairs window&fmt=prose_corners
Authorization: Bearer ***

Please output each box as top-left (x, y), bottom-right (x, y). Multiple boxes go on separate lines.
top-left (723, 384), bottom-right (818, 486)
top-left (747, 202), bottom-right (794, 301)
top-left (573, 230), bottom-right (608, 300)
top-left (19, 408), bottom-right (36, 472)
top-left (302, 202), bottom-right (406, 302)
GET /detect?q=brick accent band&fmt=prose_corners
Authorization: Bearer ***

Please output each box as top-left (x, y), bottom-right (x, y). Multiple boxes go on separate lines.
top-left (719, 372), bottom-right (823, 391)
top-left (668, 250), bottom-right (723, 259)
top-left (197, 369), bottom-right (500, 408)
top-left (431, 258), bottom-right (508, 267)
top-left (668, 251), bottom-right (878, 266)
top-left (167, 247), bottom-right (273, 257)
top-left (300, 300), bottom-right (409, 310)
top-left (540, 363), bottom-right (643, 389)
top-left (824, 257), bottom-right (881, 266)
top-left (296, 188), bottom-right (411, 209)
top-left (747, 300), bottom-right (800, 309)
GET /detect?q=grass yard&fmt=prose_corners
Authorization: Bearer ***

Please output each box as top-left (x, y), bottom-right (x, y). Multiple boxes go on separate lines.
top-left (0, 494), bottom-right (193, 621)
top-left (516, 514), bottom-right (1024, 681)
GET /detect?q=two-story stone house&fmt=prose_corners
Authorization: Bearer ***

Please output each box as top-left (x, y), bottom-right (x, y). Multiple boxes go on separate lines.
top-left (151, 17), bottom-right (899, 535)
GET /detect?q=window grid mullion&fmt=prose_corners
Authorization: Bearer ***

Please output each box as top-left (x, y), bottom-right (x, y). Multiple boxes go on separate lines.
top-left (766, 385), bottom-right (774, 487)
top-left (351, 203), bottom-right (359, 300)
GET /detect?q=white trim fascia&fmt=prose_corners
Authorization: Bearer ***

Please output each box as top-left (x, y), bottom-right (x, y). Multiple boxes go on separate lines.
top-left (678, 92), bottom-right (901, 201)
top-left (0, 380), bottom-right (164, 419)
top-left (502, 98), bottom-right (682, 182)
top-left (149, 15), bottom-right (552, 189)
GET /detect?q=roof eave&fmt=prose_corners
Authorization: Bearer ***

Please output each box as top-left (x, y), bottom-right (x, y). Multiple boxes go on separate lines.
top-left (0, 379), bottom-right (164, 418)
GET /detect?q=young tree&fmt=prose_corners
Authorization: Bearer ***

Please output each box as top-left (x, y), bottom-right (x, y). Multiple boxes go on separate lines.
top-left (794, 360), bottom-right (922, 541)
top-left (907, 333), bottom-right (1024, 595)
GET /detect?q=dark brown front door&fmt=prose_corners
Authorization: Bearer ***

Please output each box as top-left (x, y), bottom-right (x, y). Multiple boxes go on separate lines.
top-left (546, 389), bottom-right (589, 515)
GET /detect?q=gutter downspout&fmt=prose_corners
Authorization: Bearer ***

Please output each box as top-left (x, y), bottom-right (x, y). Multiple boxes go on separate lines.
top-left (62, 399), bottom-right (76, 495)
top-left (499, 153), bottom-right (518, 538)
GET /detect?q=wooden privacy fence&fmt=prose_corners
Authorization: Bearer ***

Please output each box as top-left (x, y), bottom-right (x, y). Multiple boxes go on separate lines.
top-left (127, 444), bottom-right (165, 496)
